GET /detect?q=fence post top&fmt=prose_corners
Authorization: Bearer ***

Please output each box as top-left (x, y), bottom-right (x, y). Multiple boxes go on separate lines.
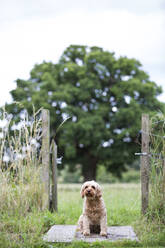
top-left (42, 108), bottom-right (49, 111)
top-left (142, 113), bottom-right (149, 118)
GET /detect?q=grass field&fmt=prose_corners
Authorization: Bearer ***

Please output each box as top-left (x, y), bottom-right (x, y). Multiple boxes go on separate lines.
top-left (0, 183), bottom-right (165, 248)
top-left (57, 183), bottom-right (141, 226)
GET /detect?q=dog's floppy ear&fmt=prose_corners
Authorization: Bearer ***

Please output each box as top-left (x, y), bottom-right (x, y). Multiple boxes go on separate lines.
top-left (80, 185), bottom-right (85, 198)
top-left (96, 184), bottom-right (102, 198)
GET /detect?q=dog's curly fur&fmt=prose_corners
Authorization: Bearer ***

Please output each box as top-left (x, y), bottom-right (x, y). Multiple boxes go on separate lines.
top-left (77, 180), bottom-right (107, 236)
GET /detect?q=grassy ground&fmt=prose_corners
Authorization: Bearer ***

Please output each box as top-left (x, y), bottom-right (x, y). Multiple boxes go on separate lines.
top-left (0, 183), bottom-right (165, 248)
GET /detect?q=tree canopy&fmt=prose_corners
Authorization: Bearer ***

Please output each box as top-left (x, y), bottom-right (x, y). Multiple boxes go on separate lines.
top-left (6, 45), bottom-right (165, 181)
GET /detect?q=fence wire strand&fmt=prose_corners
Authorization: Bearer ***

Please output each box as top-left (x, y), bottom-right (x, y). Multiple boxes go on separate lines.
top-left (141, 130), bottom-right (165, 139)
top-left (152, 119), bottom-right (165, 125)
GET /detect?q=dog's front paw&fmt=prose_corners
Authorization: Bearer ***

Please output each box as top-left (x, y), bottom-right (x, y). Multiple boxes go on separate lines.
top-left (100, 231), bottom-right (107, 237)
top-left (83, 231), bottom-right (90, 236)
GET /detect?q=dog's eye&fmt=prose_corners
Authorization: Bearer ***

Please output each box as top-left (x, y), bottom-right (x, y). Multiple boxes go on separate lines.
top-left (85, 186), bottom-right (88, 189)
top-left (91, 186), bottom-right (95, 189)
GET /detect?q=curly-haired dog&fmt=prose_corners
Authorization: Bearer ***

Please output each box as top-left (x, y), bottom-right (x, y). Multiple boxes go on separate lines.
top-left (77, 180), bottom-right (107, 236)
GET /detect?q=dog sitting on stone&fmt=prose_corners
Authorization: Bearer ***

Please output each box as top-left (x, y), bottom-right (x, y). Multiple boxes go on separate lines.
top-left (77, 180), bottom-right (107, 236)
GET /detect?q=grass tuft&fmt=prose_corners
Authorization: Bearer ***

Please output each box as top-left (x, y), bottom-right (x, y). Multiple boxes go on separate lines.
top-left (148, 113), bottom-right (165, 223)
top-left (0, 108), bottom-right (44, 215)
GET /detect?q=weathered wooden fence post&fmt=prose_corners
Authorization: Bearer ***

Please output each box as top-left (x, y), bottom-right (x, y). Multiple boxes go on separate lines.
top-left (51, 140), bottom-right (58, 212)
top-left (41, 109), bottom-right (50, 209)
top-left (141, 114), bottom-right (150, 215)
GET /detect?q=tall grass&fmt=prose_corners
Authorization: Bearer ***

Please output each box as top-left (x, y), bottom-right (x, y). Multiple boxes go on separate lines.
top-left (149, 113), bottom-right (165, 223)
top-left (0, 108), bottom-right (44, 215)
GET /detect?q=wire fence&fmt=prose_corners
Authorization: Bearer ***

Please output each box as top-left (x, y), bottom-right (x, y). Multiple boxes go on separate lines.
top-left (135, 120), bottom-right (165, 160)
top-left (138, 113), bottom-right (165, 220)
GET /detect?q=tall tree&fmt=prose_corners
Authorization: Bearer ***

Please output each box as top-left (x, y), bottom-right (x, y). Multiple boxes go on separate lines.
top-left (6, 45), bottom-right (164, 181)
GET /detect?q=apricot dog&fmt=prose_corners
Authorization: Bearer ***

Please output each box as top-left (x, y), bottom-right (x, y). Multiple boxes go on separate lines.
top-left (77, 180), bottom-right (107, 236)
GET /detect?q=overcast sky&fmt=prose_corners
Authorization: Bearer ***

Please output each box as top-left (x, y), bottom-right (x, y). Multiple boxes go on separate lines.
top-left (0, 0), bottom-right (165, 106)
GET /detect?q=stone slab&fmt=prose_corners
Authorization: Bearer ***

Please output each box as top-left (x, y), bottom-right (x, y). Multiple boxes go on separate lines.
top-left (76, 226), bottom-right (138, 242)
top-left (43, 225), bottom-right (138, 243)
top-left (43, 225), bottom-right (77, 243)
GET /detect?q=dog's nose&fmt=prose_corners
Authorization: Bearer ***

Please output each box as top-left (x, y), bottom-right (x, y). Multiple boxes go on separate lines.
top-left (87, 190), bottom-right (90, 193)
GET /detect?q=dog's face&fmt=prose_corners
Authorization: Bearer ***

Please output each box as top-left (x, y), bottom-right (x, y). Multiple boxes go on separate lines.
top-left (80, 180), bottom-right (102, 199)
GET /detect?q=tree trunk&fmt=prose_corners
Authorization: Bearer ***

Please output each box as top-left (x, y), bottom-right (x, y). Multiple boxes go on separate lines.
top-left (82, 156), bottom-right (97, 182)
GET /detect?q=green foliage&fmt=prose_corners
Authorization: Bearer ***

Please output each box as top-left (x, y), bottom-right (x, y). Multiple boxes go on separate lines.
top-left (57, 164), bottom-right (140, 184)
top-left (5, 45), bottom-right (165, 180)
top-left (120, 169), bottom-right (140, 183)
top-left (96, 165), bottom-right (140, 184)
top-left (96, 165), bottom-right (118, 183)
top-left (147, 113), bottom-right (165, 223)
top-left (58, 164), bottom-right (83, 183)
